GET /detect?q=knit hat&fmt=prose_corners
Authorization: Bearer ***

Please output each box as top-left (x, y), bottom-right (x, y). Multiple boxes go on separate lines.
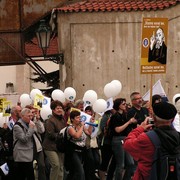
top-left (153, 102), bottom-right (177, 120)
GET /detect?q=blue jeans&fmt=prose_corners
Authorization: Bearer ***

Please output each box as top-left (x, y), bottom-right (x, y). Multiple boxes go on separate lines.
top-left (66, 150), bottom-right (85, 180)
top-left (111, 136), bottom-right (134, 180)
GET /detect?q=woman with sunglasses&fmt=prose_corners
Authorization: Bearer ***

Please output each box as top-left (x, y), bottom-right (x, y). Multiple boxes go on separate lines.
top-left (107, 98), bottom-right (137, 180)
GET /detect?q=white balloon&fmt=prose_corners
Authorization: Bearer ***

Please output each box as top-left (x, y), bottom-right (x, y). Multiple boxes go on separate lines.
top-left (111, 80), bottom-right (122, 96)
top-left (104, 83), bottom-right (117, 98)
top-left (30, 89), bottom-right (42, 101)
top-left (93, 99), bottom-right (107, 113)
top-left (51, 89), bottom-right (65, 103)
top-left (64, 87), bottom-right (76, 101)
top-left (40, 106), bottom-right (52, 121)
top-left (19, 94), bottom-right (32, 106)
top-left (175, 101), bottom-right (180, 114)
top-left (172, 93), bottom-right (180, 105)
top-left (83, 90), bottom-right (98, 105)
top-left (20, 103), bottom-right (26, 108)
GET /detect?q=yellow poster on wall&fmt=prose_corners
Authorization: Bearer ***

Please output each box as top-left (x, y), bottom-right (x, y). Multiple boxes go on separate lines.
top-left (141, 18), bottom-right (168, 74)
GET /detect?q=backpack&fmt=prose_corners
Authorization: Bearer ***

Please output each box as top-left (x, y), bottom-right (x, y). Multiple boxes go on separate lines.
top-left (2, 122), bottom-right (24, 157)
top-left (146, 130), bottom-right (180, 180)
top-left (56, 127), bottom-right (68, 153)
top-left (98, 115), bottom-right (112, 146)
top-left (103, 117), bottom-right (112, 138)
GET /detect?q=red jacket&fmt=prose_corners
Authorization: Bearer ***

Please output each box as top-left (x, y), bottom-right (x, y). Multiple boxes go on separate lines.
top-left (123, 126), bottom-right (155, 180)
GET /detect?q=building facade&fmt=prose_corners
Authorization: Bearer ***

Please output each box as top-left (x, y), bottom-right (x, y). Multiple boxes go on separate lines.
top-left (56, 0), bottom-right (180, 102)
top-left (0, 0), bottom-right (179, 104)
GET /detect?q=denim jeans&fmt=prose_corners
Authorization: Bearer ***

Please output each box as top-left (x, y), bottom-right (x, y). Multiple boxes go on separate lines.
top-left (84, 148), bottom-right (100, 180)
top-left (100, 144), bottom-right (113, 172)
top-left (111, 136), bottom-right (134, 180)
top-left (66, 151), bottom-right (85, 180)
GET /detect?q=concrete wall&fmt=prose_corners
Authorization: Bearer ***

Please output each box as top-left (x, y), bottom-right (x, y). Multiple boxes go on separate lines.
top-left (0, 66), bottom-right (17, 94)
top-left (57, 5), bottom-right (180, 103)
top-left (0, 61), bottom-right (58, 100)
top-left (0, 61), bottom-right (58, 127)
top-left (17, 61), bottom-right (59, 94)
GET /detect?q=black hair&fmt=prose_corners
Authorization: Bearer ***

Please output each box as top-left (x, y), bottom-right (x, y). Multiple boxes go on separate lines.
top-left (70, 110), bottom-right (81, 121)
top-left (175, 97), bottom-right (180, 104)
top-left (152, 94), bottom-right (162, 106)
top-left (85, 106), bottom-right (93, 112)
top-left (113, 98), bottom-right (126, 111)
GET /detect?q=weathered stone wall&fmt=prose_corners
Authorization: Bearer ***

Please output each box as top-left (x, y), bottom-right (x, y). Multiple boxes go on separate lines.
top-left (57, 5), bottom-right (180, 102)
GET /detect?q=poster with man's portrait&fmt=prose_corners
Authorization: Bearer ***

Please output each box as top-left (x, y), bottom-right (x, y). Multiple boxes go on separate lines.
top-left (141, 18), bottom-right (168, 74)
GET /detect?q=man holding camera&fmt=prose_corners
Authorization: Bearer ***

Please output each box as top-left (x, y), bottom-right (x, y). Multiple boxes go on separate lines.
top-left (123, 102), bottom-right (180, 180)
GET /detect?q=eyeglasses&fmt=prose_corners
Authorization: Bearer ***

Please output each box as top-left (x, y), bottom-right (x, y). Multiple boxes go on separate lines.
top-left (133, 97), bottom-right (142, 101)
top-left (121, 103), bottom-right (126, 106)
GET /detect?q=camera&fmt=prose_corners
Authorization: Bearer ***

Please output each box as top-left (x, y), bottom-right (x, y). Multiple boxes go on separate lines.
top-left (148, 118), bottom-right (154, 125)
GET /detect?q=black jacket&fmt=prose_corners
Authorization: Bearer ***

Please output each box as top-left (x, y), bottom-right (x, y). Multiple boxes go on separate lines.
top-left (154, 126), bottom-right (180, 154)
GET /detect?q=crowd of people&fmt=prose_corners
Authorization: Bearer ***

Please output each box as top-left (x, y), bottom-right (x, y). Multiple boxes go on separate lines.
top-left (0, 91), bottom-right (180, 180)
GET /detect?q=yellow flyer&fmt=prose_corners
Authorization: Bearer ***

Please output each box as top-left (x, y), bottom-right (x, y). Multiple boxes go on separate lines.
top-left (0, 98), bottom-right (7, 113)
top-left (141, 18), bottom-right (168, 74)
top-left (34, 94), bottom-right (44, 110)
top-left (3, 101), bottom-right (11, 117)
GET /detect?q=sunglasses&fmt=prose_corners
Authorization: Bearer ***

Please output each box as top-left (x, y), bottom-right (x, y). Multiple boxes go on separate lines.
top-left (121, 103), bottom-right (126, 106)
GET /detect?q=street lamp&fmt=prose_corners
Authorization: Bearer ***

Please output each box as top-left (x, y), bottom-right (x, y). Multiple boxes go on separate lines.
top-left (35, 19), bottom-right (64, 65)
top-left (36, 19), bottom-right (51, 56)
